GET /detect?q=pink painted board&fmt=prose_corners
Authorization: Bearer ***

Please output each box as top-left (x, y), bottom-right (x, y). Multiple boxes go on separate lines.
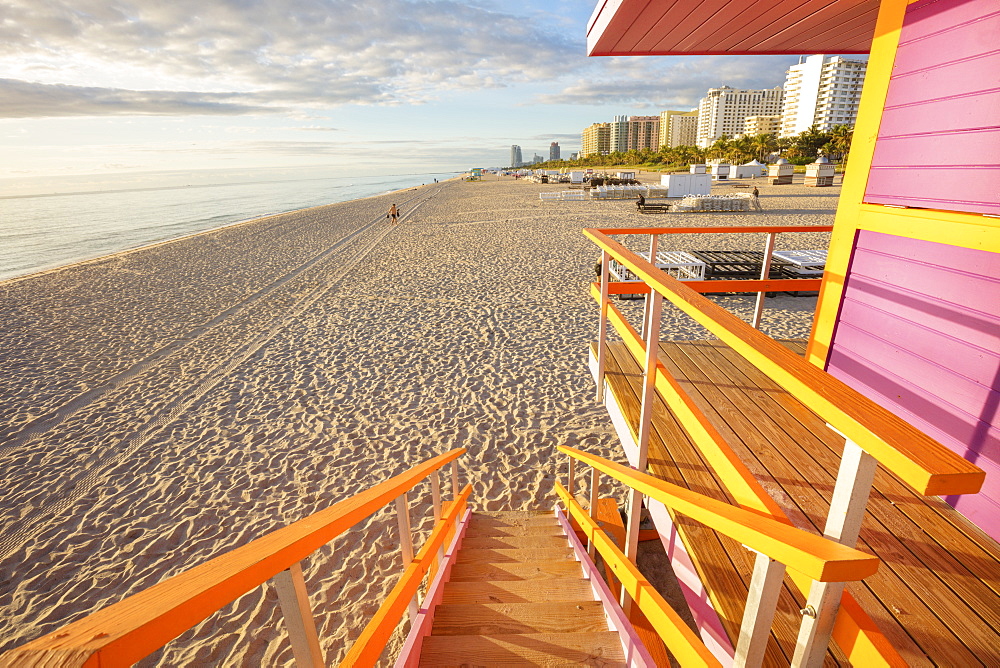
top-left (897, 0), bottom-right (1000, 43)
top-left (865, 0), bottom-right (1000, 215)
top-left (837, 280), bottom-right (997, 352)
top-left (394, 509), bottom-right (472, 668)
top-left (877, 90), bottom-right (1000, 136)
top-left (832, 320), bottom-right (999, 410)
top-left (848, 246), bottom-right (1000, 313)
top-left (826, 348), bottom-right (1000, 478)
top-left (890, 10), bottom-right (1000, 73)
top-left (865, 166), bottom-right (1000, 215)
top-left (835, 299), bottom-right (997, 386)
top-left (882, 52), bottom-right (1000, 107)
top-left (869, 129), bottom-right (1000, 166)
top-left (857, 231), bottom-right (1000, 271)
top-left (554, 507), bottom-right (656, 667)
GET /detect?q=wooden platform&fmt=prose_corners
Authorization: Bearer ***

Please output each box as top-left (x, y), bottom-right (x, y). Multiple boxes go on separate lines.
top-left (597, 339), bottom-right (1000, 667)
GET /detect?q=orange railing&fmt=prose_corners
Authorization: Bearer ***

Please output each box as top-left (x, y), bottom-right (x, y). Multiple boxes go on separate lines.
top-left (585, 225), bottom-right (985, 667)
top-left (0, 449), bottom-right (469, 668)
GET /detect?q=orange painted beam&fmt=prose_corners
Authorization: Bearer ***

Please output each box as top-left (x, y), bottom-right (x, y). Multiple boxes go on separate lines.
top-left (1, 449), bottom-right (467, 668)
top-left (341, 485), bottom-right (472, 666)
top-left (595, 224), bottom-right (833, 236)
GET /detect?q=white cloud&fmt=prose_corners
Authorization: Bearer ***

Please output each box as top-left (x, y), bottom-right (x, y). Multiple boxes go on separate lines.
top-left (0, 0), bottom-right (581, 118)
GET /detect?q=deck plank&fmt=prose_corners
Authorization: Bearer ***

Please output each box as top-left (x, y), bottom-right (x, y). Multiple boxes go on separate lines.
top-left (602, 342), bottom-right (795, 666)
top-left (667, 340), bottom-right (986, 665)
top-left (598, 338), bottom-right (1000, 667)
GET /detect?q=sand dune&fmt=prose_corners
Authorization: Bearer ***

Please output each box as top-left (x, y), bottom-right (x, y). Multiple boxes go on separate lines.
top-left (0, 174), bottom-right (835, 665)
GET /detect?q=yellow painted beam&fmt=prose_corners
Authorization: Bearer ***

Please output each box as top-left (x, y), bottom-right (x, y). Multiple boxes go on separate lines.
top-left (558, 447), bottom-right (880, 583)
top-left (554, 482), bottom-right (722, 668)
top-left (585, 229), bottom-right (984, 498)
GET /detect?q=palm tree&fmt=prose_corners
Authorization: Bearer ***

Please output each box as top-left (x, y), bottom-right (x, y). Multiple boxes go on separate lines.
top-left (751, 133), bottom-right (778, 162)
top-left (830, 125), bottom-right (854, 163)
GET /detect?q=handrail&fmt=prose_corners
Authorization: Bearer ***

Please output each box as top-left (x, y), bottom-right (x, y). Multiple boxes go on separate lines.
top-left (595, 224), bottom-right (833, 236)
top-left (558, 446), bottom-right (879, 583)
top-left (585, 227), bottom-right (985, 497)
top-left (1, 448), bottom-right (466, 668)
top-left (342, 484), bottom-right (472, 666)
top-left (554, 481), bottom-right (722, 668)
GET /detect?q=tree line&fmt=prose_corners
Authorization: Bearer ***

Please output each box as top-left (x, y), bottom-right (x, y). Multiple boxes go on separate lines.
top-left (531, 125), bottom-right (853, 170)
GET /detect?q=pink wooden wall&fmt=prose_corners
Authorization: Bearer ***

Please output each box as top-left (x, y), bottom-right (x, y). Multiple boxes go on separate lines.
top-left (826, 230), bottom-right (1000, 539)
top-left (863, 0), bottom-right (1000, 215)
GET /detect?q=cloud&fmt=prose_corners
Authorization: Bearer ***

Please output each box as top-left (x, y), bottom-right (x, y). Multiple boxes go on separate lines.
top-left (537, 55), bottom-right (800, 108)
top-left (0, 79), bottom-right (283, 118)
top-left (0, 0), bottom-right (581, 118)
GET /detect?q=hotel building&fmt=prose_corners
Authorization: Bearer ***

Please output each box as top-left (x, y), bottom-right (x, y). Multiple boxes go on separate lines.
top-left (696, 86), bottom-right (785, 147)
top-left (743, 114), bottom-right (782, 136)
top-left (549, 142), bottom-right (561, 161)
top-left (509, 145), bottom-right (522, 168)
top-left (780, 54), bottom-right (867, 136)
top-left (658, 110), bottom-right (699, 148)
top-left (580, 122), bottom-right (611, 157)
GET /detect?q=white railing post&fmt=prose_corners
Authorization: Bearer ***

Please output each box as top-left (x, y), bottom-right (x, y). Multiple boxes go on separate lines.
top-left (640, 234), bottom-right (659, 339)
top-left (791, 438), bottom-right (877, 668)
top-left (430, 470), bottom-right (442, 521)
top-left (450, 460), bottom-right (461, 532)
top-left (734, 551), bottom-right (786, 667)
top-left (567, 457), bottom-right (576, 496)
top-left (622, 288), bottom-right (663, 614)
top-left (272, 562), bottom-right (325, 668)
top-left (430, 470), bottom-right (446, 564)
top-left (588, 467), bottom-right (600, 559)
top-left (395, 492), bottom-right (419, 621)
top-left (752, 232), bottom-right (778, 329)
top-left (596, 250), bottom-right (611, 401)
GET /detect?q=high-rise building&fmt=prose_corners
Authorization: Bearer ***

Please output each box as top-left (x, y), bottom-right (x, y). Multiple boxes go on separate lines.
top-left (549, 142), bottom-right (561, 161)
top-left (626, 115), bottom-right (660, 151)
top-left (743, 115), bottom-right (782, 136)
top-left (780, 55), bottom-right (867, 137)
top-left (510, 145), bottom-right (522, 168)
top-left (609, 115), bottom-right (630, 153)
top-left (581, 122), bottom-right (611, 157)
top-left (659, 110), bottom-right (699, 148)
top-left (696, 86), bottom-right (785, 147)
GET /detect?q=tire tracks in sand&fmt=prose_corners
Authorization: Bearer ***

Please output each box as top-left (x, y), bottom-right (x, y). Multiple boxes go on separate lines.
top-left (0, 188), bottom-right (441, 560)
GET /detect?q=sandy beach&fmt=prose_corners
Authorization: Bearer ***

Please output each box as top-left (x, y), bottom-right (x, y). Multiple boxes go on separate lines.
top-left (0, 174), bottom-right (837, 665)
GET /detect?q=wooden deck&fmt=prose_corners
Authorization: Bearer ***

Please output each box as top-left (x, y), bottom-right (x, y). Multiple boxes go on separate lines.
top-left (597, 339), bottom-right (1000, 667)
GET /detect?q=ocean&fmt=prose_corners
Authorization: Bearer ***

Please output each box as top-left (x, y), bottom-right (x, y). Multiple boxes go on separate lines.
top-left (0, 168), bottom-right (460, 282)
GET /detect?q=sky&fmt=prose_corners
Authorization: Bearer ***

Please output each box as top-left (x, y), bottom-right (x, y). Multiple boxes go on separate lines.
top-left (0, 0), bottom-right (805, 183)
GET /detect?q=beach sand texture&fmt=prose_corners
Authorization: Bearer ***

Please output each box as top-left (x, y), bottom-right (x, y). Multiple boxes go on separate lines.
top-left (0, 175), bottom-right (836, 665)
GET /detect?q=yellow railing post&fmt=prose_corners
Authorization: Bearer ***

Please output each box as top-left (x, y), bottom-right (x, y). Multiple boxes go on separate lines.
top-left (640, 233), bottom-right (659, 339)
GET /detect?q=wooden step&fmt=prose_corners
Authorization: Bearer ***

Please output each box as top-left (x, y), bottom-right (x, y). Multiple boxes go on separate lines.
top-left (463, 523), bottom-right (565, 538)
top-left (458, 535), bottom-right (569, 550)
top-left (468, 512), bottom-right (559, 530)
top-left (430, 601), bottom-right (609, 636)
top-left (455, 547), bottom-right (575, 564)
top-left (418, 632), bottom-right (626, 666)
top-left (448, 560), bottom-right (583, 582)
top-left (441, 579), bottom-right (593, 604)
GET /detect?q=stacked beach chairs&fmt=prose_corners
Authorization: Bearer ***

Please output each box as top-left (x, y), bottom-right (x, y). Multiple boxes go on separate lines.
top-left (588, 184), bottom-right (669, 200)
top-left (538, 190), bottom-right (587, 201)
top-left (672, 193), bottom-right (756, 212)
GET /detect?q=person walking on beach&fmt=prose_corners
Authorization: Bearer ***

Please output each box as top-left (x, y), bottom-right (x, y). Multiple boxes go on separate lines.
top-left (387, 203), bottom-right (399, 223)
top-left (751, 186), bottom-right (762, 211)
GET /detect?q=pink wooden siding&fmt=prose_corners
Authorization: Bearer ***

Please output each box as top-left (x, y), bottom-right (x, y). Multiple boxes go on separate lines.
top-left (864, 0), bottom-right (1000, 215)
top-left (826, 230), bottom-right (1000, 539)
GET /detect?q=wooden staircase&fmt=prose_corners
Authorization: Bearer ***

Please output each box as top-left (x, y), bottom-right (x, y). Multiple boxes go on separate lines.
top-left (417, 511), bottom-right (627, 666)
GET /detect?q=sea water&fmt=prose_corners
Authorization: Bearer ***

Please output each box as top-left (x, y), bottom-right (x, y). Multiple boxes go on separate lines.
top-left (0, 167), bottom-right (460, 282)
